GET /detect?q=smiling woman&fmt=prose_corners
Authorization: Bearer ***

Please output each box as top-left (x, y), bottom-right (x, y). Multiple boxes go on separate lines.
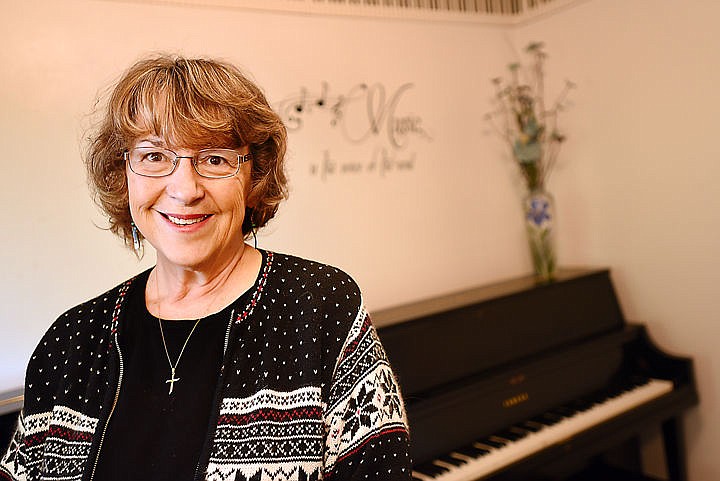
top-left (0, 55), bottom-right (411, 481)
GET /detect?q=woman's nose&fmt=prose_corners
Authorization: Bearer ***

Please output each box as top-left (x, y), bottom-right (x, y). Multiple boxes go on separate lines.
top-left (165, 156), bottom-right (204, 204)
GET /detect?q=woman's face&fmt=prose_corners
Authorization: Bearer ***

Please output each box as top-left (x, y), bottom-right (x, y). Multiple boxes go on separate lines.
top-left (127, 136), bottom-right (253, 272)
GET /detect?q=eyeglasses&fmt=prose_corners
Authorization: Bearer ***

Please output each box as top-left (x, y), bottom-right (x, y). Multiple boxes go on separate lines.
top-left (124, 147), bottom-right (251, 179)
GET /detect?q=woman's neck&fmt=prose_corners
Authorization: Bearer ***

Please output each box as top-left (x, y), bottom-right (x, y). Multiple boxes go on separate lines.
top-left (146, 244), bottom-right (262, 320)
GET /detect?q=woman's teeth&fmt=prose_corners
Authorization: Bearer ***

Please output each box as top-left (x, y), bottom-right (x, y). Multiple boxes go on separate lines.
top-left (166, 215), bottom-right (209, 225)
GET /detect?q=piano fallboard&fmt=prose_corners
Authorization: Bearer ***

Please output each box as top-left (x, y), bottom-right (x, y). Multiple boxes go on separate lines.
top-left (375, 269), bottom-right (624, 398)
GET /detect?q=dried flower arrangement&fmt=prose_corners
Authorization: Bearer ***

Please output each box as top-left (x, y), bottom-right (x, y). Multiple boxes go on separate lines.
top-left (486, 42), bottom-right (575, 191)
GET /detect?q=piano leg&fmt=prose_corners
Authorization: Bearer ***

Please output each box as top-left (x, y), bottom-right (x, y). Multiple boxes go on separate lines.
top-left (662, 417), bottom-right (688, 481)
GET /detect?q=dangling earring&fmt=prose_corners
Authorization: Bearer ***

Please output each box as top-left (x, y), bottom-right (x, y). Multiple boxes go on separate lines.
top-left (131, 222), bottom-right (144, 258)
top-left (245, 207), bottom-right (258, 249)
top-left (251, 221), bottom-right (258, 249)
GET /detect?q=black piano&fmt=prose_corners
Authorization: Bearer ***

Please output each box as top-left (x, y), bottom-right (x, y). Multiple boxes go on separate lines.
top-left (0, 388), bottom-right (22, 450)
top-left (375, 268), bottom-right (698, 481)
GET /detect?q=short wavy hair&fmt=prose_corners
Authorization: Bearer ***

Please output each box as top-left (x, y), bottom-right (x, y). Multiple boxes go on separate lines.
top-left (85, 54), bottom-right (288, 249)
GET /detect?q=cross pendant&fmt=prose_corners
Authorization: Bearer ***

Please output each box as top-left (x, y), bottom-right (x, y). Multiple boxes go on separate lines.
top-left (166, 368), bottom-right (180, 395)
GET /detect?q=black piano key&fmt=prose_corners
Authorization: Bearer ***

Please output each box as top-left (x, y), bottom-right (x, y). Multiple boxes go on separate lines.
top-left (510, 425), bottom-right (532, 434)
top-left (583, 394), bottom-right (596, 405)
top-left (498, 428), bottom-right (528, 440)
top-left (610, 381), bottom-right (634, 394)
top-left (532, 412), bottom-right (563, 425)
top-left (455, 445), bottom-right (490, 458)
top-left (551, 406), bottom-right (577, 417)
top-left (479, 437), bottom-right (506, 448)
top-left (493, 431), bottom-right (519, 441)
top-left (626, 376), bottom-right (648, 387)
top-left (595, 391), bottom-right (611, 402)
top-left (529, 416), bottom-right (549, 426)
top-left (490, 434), bottom-right (515, 444)
top-left (438, 454), bottom-right (466, 466)
top-left (568, 399), bottom-right (595, 414)
top-left (548, 411), bottom-right (567, 421)
top-left (545, 406), bottom-right (577, 421)
top-left (414, 461), bottom-right (449, 477)
top-left (519, 421), bottom-right (543, 432)
top-left (605, 388), bottom-right (623, 398)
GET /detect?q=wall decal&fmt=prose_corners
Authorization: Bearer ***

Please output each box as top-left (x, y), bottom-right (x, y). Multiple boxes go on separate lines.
top-left (276, 82), bottom-right (432, 181)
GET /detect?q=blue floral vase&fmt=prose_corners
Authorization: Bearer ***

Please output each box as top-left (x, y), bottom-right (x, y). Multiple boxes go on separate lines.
top-left (523, 188), bottom-right (556, 282)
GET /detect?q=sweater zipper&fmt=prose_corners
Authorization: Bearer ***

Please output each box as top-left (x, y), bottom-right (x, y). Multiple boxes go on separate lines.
top-left (192, 308), bottom-right (235, 481)
top-left (88, 333), bottom-right (124, 481)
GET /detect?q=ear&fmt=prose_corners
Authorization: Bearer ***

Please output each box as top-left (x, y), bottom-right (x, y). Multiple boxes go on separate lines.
top-left (244, 193), bottom-right (256, 209)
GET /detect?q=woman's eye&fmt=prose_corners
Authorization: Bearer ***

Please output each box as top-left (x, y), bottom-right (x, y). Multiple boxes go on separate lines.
top-left (204, 155), bottom-right (227, 166)
top-left (143, 151), bottom-right (168, 162)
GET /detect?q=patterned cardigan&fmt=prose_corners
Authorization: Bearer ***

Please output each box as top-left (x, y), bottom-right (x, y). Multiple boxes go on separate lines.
top-left (0, 251), bottom-right (411, 481)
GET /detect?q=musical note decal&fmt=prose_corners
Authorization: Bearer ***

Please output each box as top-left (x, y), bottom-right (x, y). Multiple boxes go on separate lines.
top-left (275, 81), bottom-right (432, 181)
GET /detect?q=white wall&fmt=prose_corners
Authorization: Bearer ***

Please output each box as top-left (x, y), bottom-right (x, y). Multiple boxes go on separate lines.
top-left (0, 0), bottom-right (518, 386)
top-left (1, 0), bottom-right (717, 479)
top-left (515, 1), bottom-right (720, 480)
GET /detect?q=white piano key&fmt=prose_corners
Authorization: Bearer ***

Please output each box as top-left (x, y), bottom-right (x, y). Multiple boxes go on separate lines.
top-left (411, 378), bottom-right (673, 481)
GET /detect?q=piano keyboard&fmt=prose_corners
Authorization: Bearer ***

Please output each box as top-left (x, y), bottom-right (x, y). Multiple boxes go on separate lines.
top-left (412, 377), bottom-right (674, 481)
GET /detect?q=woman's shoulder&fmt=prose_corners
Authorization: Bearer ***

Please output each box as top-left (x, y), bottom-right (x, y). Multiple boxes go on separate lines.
top-left (37, 270), bottom-right (149, 348)
top-left (264, 250), bottom-right (362, 301)
top-left (260, 250), bottom-right (367, 341)
top-left (23, 271), bottom-right (148, 415)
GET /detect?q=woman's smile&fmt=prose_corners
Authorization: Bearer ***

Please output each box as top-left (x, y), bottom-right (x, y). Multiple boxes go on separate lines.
top-left (160, 212), bottom-right (212, 227)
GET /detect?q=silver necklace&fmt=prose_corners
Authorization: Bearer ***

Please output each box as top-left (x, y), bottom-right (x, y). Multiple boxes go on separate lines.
top-left (157, 317), bottom-right (201, 395)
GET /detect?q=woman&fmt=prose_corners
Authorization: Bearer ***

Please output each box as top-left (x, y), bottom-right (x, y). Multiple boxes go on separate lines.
top-left (0, 56), bottom-right (411, 481)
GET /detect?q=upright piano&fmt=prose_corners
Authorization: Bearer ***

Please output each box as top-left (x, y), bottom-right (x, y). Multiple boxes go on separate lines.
top-left (375, 268), bottom-right (698, 481)
top-left (0, 390), bottom-right (22, 451)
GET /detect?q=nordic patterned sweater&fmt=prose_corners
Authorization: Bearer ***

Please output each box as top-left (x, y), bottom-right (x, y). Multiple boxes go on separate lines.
top-left (0, 251), bottom-right (412, 481)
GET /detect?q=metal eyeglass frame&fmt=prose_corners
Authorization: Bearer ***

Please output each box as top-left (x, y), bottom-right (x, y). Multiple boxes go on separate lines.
top-left (123, 147), bottom-right (251, 179)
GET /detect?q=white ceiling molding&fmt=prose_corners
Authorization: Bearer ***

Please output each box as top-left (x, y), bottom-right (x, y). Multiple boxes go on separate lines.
top-left (106, 0), bottom-right (584, 25)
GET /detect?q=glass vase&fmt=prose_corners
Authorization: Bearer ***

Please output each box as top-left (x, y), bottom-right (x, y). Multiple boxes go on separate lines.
top-left (523, 188), bottom-right (557, 283)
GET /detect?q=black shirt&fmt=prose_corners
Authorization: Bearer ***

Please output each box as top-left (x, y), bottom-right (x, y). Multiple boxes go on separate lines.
top-left (93, 271), bottom-right (239, 481)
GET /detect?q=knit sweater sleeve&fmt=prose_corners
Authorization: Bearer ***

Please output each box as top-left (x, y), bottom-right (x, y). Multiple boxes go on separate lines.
top-left (322, 306), bottom-right (412, 480)
top-left (0, 411), bottom-right (28, 481)
top-left (0, 279), bottom-right (129, 481)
